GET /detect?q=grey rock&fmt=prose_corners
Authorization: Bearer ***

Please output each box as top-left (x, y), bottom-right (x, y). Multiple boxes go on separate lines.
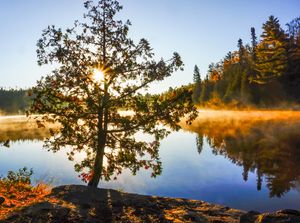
top-left (0, 185), bottom-right (275, 223)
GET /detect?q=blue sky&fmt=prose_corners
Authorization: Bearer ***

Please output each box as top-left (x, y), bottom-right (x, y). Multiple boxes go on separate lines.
top-left (0, 0), bottom-right (299, 92)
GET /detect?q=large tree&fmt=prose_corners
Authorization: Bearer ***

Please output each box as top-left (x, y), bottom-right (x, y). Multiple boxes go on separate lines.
top-left (256, 16), bottom-right (288, 83)
top-left (30, 0), bottom-right (197, 187)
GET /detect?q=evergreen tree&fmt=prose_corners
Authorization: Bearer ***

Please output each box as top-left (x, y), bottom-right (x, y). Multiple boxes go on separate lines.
top-left (237, 38), bottom-right (245, 65)
top-left (250, 27), bottom-right (258, 61)
top-left (192, 65), bottom-right (202, 104)
top-left (200, 75), bottom-right (210, 103)
top-left (193, 65), bottom-right (201, 83)
top-left (222, 40), bottom-right (246, 102)
top-left (196, 135), bottom-right (204, 154)
top-left (237, 39), bottom-right (252, 103)
top-left (256, 16), bottom-right (288, 83)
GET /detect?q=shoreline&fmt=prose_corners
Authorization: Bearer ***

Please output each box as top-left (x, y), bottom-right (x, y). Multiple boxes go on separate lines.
top-left (2, 185), bottom-right (300, 223)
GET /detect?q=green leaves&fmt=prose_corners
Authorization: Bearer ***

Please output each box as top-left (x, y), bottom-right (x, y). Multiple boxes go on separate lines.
top-left (30, 0), bottom-right (196, 186)
top-left (1, 167), bottom-right (34, 186)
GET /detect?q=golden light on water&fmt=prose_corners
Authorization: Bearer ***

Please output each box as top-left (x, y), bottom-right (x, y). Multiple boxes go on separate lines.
top-left (93, 68), bottom-right (105, 83)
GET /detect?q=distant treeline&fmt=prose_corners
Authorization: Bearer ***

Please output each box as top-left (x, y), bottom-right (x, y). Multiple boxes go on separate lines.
top-left (0, 88), bottom-right (30, 114)
top-left (192, 16), bottom-right (300, 107)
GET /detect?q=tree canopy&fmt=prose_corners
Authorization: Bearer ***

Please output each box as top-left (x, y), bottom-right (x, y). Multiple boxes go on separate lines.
top-left (30, 0), bottom-right (197, 188)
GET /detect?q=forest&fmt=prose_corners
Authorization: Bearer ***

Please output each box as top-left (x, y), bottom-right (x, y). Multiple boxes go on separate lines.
top-left (0, 88), bottom-right (30, 114)
top-left (192, 16), bottom-right (300, 107)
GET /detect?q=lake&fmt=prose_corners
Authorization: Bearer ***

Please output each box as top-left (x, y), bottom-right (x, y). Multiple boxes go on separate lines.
top-left (1, 110), bottom-right (300, 212)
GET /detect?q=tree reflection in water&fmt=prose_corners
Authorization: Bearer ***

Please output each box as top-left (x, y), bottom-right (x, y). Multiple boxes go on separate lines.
top-left (185, 112), bottom-right (300, 198)
top-left (2, 112), bottom-right (300, 198)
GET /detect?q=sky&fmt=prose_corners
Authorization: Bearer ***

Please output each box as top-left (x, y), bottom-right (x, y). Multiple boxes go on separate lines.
top-left (0, 0), bottom-right (299, 93)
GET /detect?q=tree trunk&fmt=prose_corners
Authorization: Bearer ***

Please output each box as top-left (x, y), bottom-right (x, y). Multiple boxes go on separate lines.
top-left (88, 107), bottom-right (107, 188)
top-left (88, 1), bottom-right (108, 188)
top-left (88, 105), bottom-right (108, 188)
top-left (88, 141), bottom-right (105, 187)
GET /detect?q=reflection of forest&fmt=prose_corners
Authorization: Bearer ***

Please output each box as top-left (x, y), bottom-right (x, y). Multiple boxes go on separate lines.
top-left (0, 116), bottom-right (57, 143)
top-left (183, 111), bottom-right (300, 197)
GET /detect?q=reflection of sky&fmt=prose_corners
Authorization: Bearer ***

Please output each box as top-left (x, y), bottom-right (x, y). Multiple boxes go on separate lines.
top-left (0, 141), bottom-right (82, 185)
top-left (1, 130), bottom-right (300, 212)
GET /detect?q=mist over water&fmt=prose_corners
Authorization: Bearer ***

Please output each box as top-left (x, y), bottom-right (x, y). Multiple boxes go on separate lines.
top-left (1, 111), bottom-right (300, 212)
top-left (0, 115), bottom-right (56, 143)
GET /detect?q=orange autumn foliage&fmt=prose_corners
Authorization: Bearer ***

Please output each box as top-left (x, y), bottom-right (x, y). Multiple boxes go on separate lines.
top-left (0, 169), bottom-right (55, 219)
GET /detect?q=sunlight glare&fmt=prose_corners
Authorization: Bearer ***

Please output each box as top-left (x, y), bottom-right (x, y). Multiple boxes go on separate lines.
top-left (93, 68), bottom-right (105, 83)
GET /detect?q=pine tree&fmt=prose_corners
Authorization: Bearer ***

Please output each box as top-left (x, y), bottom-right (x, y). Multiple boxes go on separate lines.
top-left (250, 27), bottom-right (258, 61)
top-left (222, 40), bottom-right (246, 102)
top-left (238, 38), bottom-right (245, 65)
top-left (256, 16), bottom-right (288, 83)
top-left (193, 65), bottom-right (201, 83)
top-left (200, 75), bottom-right (210, 104)
top-left (237, 39), bottom-right (252, 103)
top-left (192, 65), bottom-right (202, 104)
top-left (196, 135), bottom-right (204, 154)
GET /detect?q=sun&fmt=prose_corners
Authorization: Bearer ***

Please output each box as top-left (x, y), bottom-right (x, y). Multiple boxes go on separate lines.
top-left (93, 68), bottom-right (105, 83)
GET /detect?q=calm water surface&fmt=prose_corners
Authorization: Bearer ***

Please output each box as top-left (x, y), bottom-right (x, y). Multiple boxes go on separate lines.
top-left (1, 111), bottom-right (300, 212)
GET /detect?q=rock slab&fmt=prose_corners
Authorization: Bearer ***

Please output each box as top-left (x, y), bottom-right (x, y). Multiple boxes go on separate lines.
top-left (1, 185), bottom-right (300, 223)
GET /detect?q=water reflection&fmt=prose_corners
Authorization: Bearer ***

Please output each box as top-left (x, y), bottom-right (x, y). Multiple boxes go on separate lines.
top-left (2, 112), bottom-right (300, 211)
top-left (184, 111), bottom-right (300, 198)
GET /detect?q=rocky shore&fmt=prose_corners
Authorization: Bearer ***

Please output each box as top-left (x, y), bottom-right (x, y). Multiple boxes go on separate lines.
top-left (1, 185), bottom-right (300, 223)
